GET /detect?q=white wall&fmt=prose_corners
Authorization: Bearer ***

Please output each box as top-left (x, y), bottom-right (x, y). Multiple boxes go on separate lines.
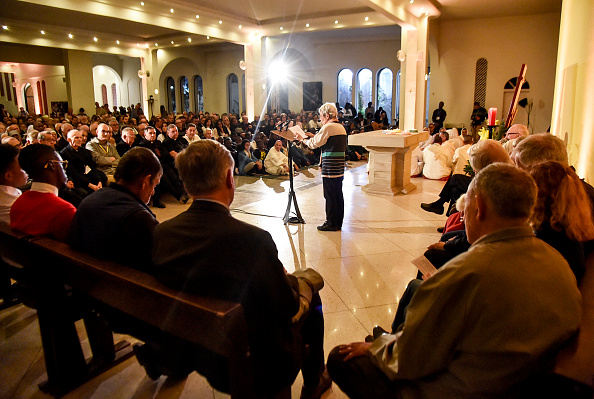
top-left (92, 65), bottom-right (122, 108)
top-left (428, 12), bottom-right (561, 134)
top-left (551, 0), bottom-right (594, 182)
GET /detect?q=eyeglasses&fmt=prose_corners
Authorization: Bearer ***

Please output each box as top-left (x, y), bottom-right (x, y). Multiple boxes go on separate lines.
top-left (44, 160), bottom-right (68, 169)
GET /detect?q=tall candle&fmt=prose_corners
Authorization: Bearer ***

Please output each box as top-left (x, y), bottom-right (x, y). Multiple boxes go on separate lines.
top-left (488, 108), bottom-right (497, 126)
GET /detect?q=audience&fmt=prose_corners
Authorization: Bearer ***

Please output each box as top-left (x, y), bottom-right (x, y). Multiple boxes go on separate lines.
top-left (328, 163), bottom-right (582, 398)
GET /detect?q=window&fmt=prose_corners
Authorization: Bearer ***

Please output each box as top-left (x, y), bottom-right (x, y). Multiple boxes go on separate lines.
top-left (180, 76), bottom-right (189, 113)
top-left (193, 75), bottom-right (203, 113)
top-left (227, 73), bottom-right (239, 114)
top-left (376, 68), bottom-right (393, 122)
top-left (356, 68), bottom-right (372, 115)
top-left (111, 83), bottom-right (117, 107)
top-left (474, 58), bottom-right (488, 107)
top-left (166, 77), bottom-right (176, 114)
top-left (337, 69), bottom-right (353, 108)
top-left (101, 84), bottom-right (108, 105)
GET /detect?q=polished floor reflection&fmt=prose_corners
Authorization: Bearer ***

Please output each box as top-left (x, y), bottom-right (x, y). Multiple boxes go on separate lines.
top-left (0, 160), bottom-right (448, 399)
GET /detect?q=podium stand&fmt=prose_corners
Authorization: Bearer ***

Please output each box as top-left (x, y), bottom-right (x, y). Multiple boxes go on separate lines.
top-left (272, 130), bottom-right (305, 225)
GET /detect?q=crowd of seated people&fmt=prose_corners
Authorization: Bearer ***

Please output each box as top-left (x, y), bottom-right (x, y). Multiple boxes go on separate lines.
top-left (2, 96), bottom-right (594, 398)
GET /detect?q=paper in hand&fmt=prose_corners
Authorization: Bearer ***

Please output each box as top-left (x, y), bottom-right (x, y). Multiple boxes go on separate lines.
top-left (289, 125), bottom-right (307, 140)
top-left (411, 255), bottom-right (438, 277)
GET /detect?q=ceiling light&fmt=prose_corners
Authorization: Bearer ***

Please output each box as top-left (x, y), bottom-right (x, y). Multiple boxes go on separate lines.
top-left (170, 8), bottom-right (174, 13)
top-left (155, 43), bottom-right (158, 46)
top-left (195, 15), bottom-right (199, 18)
top-left (305, 23), bottom-right (309, 27)
top-left (140, 1), bottom-right (144, 5)
top-left (187, 37), bottom-right (191, 42)
top-left (280, 27), bottom-right (283, 30)
top-left (154, 89), bottom-right (159, 94)
top-left (171, 40), bottom-right (174, 44)
top-left (145, 43), bottom-right (149, 48)
top-left (410, 0), bottom-right (414, 3)
top-left (365, 16), bottom-right (369, 21)
top-left (238, 25), bottom-right (242, 29)
top-left (116, 40), bottom-right (120, 44)
top-left (218, 20), bottom-right (222, 24)
top-left (40, 30), bottom-right (45, 34)
top-left (2, 26), bottom-right (8, 30)
top-left (68, 33), bottom-right (73, 39)
top-left (137, 43), bottom-right (140, 46)
top-left (93, 37), bottom-right (98, 42)
top-left (334, 20), bottom-right (338, 24)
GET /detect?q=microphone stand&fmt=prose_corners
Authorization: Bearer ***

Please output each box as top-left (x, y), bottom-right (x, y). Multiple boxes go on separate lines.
top-left (272, 128), bottom-right (305, 225)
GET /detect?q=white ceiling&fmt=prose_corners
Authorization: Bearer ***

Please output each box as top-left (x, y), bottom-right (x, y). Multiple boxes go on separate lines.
top-left (0, 0), bottom-right (562, 55)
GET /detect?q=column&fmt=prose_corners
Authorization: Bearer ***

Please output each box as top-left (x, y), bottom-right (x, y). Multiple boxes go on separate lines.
top-left (244, 38), bottom-right (267, 121)
top-left (63, 50), bottom-right (95, 115)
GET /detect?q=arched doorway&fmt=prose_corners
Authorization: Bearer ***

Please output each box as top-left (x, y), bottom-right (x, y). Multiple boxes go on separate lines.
top-left (24, 83), bottom-right (35, 114)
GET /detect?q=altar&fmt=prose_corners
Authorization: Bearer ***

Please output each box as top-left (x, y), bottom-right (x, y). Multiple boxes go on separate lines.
top-left (349, 130), bottom-right (429, 195)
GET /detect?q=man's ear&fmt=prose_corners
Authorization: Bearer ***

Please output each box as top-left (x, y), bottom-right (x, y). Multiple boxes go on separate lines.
top-left (225, 167), bottom-right (234, 189)
top-left (141, 174), bottom-right (152, 190)
top-left (475, 193), bottom-right (488, 221)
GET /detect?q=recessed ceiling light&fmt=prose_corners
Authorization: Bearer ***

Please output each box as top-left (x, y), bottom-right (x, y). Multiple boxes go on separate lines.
top-left (2, 26), bottom-right (8, 30)
top-left (195, 15), bottom-right (199, 19)
top-left (305, 23), bottom-right (309, 27)
top-left (93, 37), bottom-right (98, 42)
top-left (334, 20), bottom-right (338, 24)
top-left (280, 26), bottom-right (283, 30)
top-left (155, 43), bottom-right (158, 46)
top-left (170, 8), bottom-right (174, 13)
top-left (206, 35), bottom-right (210, 39)
top-left (187, 37), bottom-right (192, 42)
top-left (238, 25), bottom-right (242, 29)
top-left (40, 30), bottom-right (45, 34)
top-left (365, 16), bottom-right (369, 21)
top-left (116, 40), bottom-right (120, 44)
top-left (140, 1), bottom-right (144, 5)
top-left (137, 43), bottom-right (140, 46)
top-left (68, 33), bottom-right (73, 39)
top-left (218, 20), bottom-right (222, 24)
top-left (171, 40), bottom-right (174, 44)
top-left (410, 0), bottom-right (414, 3)
top-left (145, 43), bottom-right (149, 48)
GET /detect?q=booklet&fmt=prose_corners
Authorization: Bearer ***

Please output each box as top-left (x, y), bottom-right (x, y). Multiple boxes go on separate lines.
top-left (288, 125), bottom-right (307, 140)
top-left (411, 255), bottom-right (438, 277)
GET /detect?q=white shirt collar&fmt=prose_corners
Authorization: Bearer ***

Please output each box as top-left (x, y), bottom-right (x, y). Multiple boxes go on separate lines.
top-left (0, 185), bottom-right (22, 197)
top-left (31, 181), bottom-right (59, 196)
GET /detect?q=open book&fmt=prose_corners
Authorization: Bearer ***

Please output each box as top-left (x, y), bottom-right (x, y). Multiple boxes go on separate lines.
top-left (289, 125), bottom-right (307, 140)
top-left (411, 255), bottom-right (438, 277)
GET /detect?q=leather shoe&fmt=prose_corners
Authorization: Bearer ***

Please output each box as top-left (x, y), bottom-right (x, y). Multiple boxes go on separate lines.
top-left (437, 226), bottom-right (444, 233)
top-left (133, 343), bottom-right (162, 381)
top-left (317, 223), bottom-right (341, 231)
top-left (301, 369), bottom-right (332, 399)
top-left (420, 202), bottom-right (444, 215)
top-left (180, 194), bottom-right (190, 204)
top-left (372, 325), bottom-right (389, 339)
top-left (152, 200), bottom-right (166, 208)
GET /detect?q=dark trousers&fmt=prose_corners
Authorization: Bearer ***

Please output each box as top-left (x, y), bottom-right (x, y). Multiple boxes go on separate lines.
top-left (323, 176), bottom-right (344, 228)
top-left (327, 346), bottom-right (405, 399)
top-left (392, 279), bottom-right (422, 332)
top-left (439, 174), bottom-right (472, 204)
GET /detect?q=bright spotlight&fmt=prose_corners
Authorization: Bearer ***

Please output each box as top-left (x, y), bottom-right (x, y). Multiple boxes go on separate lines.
top-left (268, 61), bottom-right (289, 84)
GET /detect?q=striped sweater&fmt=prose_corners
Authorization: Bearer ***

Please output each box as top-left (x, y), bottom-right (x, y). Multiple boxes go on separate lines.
top-left (305, 121), bottom-right (347, 178)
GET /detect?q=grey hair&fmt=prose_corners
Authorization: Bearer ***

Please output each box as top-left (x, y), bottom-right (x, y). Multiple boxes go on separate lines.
top-left (121, 127), bottom-right (136, 137)
top-left (318, 102), bottom-right (338, 119)
top-left (513, 133), bottom-right (568, 169)
top-left (468, 163), bottom-right (536, 220)
top-left (468, 139), bottom-right (511, 172)
top-left (175, 140), bottom-right (234, 196)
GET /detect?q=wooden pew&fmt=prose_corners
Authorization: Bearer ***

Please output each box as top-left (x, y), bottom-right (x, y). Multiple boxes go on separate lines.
top-left (0, 224), bottom-right (255, 398)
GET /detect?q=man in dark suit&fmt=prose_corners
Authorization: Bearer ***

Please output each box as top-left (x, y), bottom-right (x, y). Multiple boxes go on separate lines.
top-left (152, 140), bottom-right (330, 399)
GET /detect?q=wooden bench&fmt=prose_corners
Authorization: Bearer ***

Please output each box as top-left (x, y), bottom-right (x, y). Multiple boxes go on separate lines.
top-left (0, 223), bottom-right (256, 398)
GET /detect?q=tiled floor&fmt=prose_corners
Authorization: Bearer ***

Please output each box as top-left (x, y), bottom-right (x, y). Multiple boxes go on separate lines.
top-left (0, 160), bottom-right (448, 398)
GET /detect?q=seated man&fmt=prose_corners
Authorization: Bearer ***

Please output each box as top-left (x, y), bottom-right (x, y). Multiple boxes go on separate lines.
top-left (69, 147), bottom-right (161, 269)
top-left (501, 123), bottom-right (529, 154)
top-left (264, 139), bottom-right (298, 175)
top-left (152, 140), bottom-right (330, 398)
top-left (421, 139), bottom-right (510, 215)
top-left (86, 122), bottom-right (120, 179)
top-left (60, 129), bottom-right (107, 196)
top-left (328, 163), bottom-right (582, 398)
top-left (10, 144), bottom-right (76, 241)
top-left (116, 127), bottom-right (136, 156)
top-left (422, 135), bottom-right (451, 180)
top-left (0, 144), bottom-right (27, 224)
